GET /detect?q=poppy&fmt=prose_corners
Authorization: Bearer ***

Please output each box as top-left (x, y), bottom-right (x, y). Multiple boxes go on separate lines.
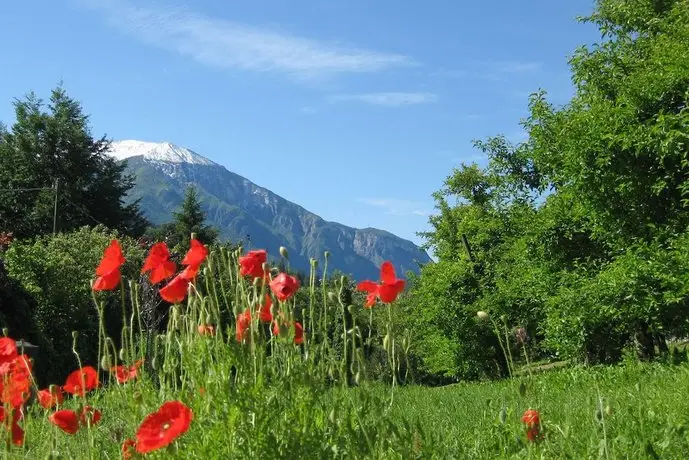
top-left (0, 357), bottom-right (32, 409)
top-left (198, 324), bottom-right (216, 336)
top-left (63, 366), bottom-right (99, 396)
top-left (111, 363), bottom-right (139, 384)
top-left (49, 410), bottom-right (80, 435)
top-left (238, 250), bottom-right (269, 280)
top-left (135, 401), bottom-right (193, 453)
top-left (37, 386), bottom-right (64, 409)
top-left (521, 409), bottom-right (543, 442)
top-left (258, 294), bottom-right (273, 323)
top-left (0, 407), bottom-right (24, 446)
top-left (93, 240), bottom-right (126, 291)
top-left (356, 261), bottom-right (406, 307)
top-left (269, 273), bottom-right (300, 302)
top-left (159, 274), bottom-right (191, 304)
top-left (181, 239), bottom-right (209, 268)
top-left (271, 316), bottom-right (304, 345)
top-left (122, 438), bottom-right (136, 459)
top-left (235, 309), bottom-right (252, 343)
top-left (142, 242), bottom-right (177, 284)
top-left (0, 337), bottom-right (18, 375)
top-left (79, 405), bottom-right (102, 427)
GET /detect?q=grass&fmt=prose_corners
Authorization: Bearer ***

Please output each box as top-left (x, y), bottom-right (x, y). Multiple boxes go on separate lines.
top-left (4, 240), bottom-right (689, 458)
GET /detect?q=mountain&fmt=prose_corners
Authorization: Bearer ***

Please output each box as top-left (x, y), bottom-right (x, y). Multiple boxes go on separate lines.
top-left (108, 140), bottom-right (432, 281)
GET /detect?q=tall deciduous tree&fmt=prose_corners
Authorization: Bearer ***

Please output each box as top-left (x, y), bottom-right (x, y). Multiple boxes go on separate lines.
top-left (0, 85), bottom-right (149, 237)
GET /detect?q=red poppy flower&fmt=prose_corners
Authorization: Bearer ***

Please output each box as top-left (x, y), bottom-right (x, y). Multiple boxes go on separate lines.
top-left (179, 263), bottom-right (200, 280)
top-left (197, 324), bottom-right (215, 336)
top-left (159, 274), bottom-right (190, 304)
top-left (37, 386), bottom-right (64, 409)
top-left (63, 366), bottom-right (99, 396)
top-left (142, 243), bottom-right (177, 284)
top-left (0, 407), bottom-right (24, 446)
top-left (271, 316), bottom-right (304, 345)
top-left (49, 410), bottom-right (80, 435)
top-left (93, 240), bottom-right (126, 291)
top-left (111, 363), bottom-right (139, 384)
top-left (122, 438), bottom-right (136, 460)
top-left (356, 261), bottom-right (406, 307)
top-left (294, 322), bottom-right (304, 345)
top-left (269, 273), bottom-right (300, 302)
top-left (135, 401), bottom-right (193, 453)
top-left (258, 294), bottom-right (273, 322)
top-left (521, 409), bottom-right (543, 442)
top-left (235, 309), bottom-right (252, 343)
top-left (182, 239), bottom-right (209, 267)
top-left (238, 250), bottom-right (269, 280)
top-left (0, 337), bottom-right (18, 375)
top-left (0, 357), bottom-right (32, 408)
top-left (79, 405), bottom-right (102, 427)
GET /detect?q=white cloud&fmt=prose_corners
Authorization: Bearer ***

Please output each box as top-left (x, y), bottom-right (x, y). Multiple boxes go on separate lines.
top-left (357, 198), bottom-right (431, 216)
top-left (75, 0), bottom-right (415, 80)
top-left (327, 92), bottom-right (437, 107)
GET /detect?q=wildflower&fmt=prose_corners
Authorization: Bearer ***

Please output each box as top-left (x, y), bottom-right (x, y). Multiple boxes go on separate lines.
top-left (0, 356), bottom-right (32, 409)
top-left (271, 316), bottom-right (304, 345)
top-left (63, 366), bottom-right (99, 396)
top-left (521, 409), bottom-right (543, 442)
top-left (0, 337), bottom-right (18, 375)
top-left (122, 438), bottom-right (136, 459)
top-left (0, 407), bottom-right (24, 446)
top-left (235, 309), bottom-right (252, 343)
top-left (135, 401), bottom-right (193, 453)
top-left (269, 273), bottom-right (300, 302)
top-left (141, 242), bottom-right (176, 284)
top-left (356, 261), bottom-right (405, 308)
top-left (197, 324), bottom-right (215, 336)
top-left (93, 239), bottom-right (126, 291)
top-left (258, 294), bottom-right (273, 323)
top-left (49, 410), bottom-right (80, 435)
top-left (37, 386), bottom-right (64, 409)
top-left (111, 362), bottom-right (140, 384)
top-left (79, 405), bottom-right (102, 427)
top-left (238, 250), bottom-right (270, 280)
top-left (181, 238), bottom-right (209, 269)
top-left (159, 274), bottom-right (191, 304)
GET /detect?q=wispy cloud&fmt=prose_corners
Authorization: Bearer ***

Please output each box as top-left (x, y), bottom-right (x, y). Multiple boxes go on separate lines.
top-left (327, 92), bottom-right (437, 107)
top-left (75, 0), bottom-right (415, 80)
top-left (357, 198), bottom-right (431, 217)
top-left (432, 60), bottom-right (543, 82)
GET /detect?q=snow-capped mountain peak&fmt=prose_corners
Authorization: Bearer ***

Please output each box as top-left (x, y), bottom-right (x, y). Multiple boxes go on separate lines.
top-left (107, 140), bottom-right (217, 166)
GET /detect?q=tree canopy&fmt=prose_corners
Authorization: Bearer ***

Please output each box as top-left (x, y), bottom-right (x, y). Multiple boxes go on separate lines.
top-left (0, 85), bottom-right (148, 238)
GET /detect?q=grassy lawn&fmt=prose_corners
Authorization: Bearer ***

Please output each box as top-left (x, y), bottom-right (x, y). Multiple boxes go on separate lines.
top-left (370, 361), bottom-right (689, 458)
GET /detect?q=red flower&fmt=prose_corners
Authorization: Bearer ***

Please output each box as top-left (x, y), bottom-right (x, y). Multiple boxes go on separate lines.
top-left (294, 322), bottom-right (304, 345)
top-left (521, 409), bottom-right (543, 442)
top-left (159, 274), bottom-right (190, 304)
top-left (197, 324), bottom-right (216, 336)
top-left (93, 239), bottom-right (126, 291)
top-left (142, 242), bottom-right (177, 284)
top-left (79, 405), bottom-right (102, 427)
top-left (235, 309), bottom-right (252, 343)
top-left (37, 386), bottom-right (64, 409)
top-left (271, 316), bottom-right (304, 345)
top-left (238, 250), bottom-right (269, 280)
top-left (122, 438), bottom-right (136, 460)
top-left (135, 401), bottom-right (193, 454)
top-left (181, 239), bottom-right (209, 268)
top-left (0, 406), bottom-right (24, 446)
top-left (0, 356), bottom-right (32, 408)
top-left (258, 294), bottom-right (273, 323)
top-left (111, 363), bottom-right (139, 384)
top-left (356, 261), bottom-right (406, 308)
top-left (0, 337), bottom-right (18, 375)
top-left (63, 366), bottom-right (99, 396)
top-left (49, 410), bottom-right (80, 435)
top-left (269, 273), bottom-right (300, 302)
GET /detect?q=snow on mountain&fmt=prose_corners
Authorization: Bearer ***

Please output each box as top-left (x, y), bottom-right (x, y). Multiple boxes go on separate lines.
top-left (107, 140), bottom-right (217, 166)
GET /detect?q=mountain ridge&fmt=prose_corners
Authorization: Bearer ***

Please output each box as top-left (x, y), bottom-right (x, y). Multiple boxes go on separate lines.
top-left (109, 140), bottom-right (432, 281)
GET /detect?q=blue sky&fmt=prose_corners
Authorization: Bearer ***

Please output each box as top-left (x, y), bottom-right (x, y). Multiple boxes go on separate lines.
top-left (0, 0), bottom-right (600, 249)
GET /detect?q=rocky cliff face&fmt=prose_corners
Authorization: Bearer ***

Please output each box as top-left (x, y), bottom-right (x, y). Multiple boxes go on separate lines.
top-left (110, 141), bottom-right (431, 281)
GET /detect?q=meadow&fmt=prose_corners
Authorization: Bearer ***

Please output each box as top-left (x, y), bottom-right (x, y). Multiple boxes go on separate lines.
top-left (0, 238), bottom-right (686, 459)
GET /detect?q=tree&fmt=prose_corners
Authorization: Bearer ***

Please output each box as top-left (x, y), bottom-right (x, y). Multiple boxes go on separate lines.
top-left (0, 85), bottom-right (149, 238)
top-left (171, 186), bottom-right (218, 250)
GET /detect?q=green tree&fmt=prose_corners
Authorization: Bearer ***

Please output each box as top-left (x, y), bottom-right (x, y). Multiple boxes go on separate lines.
top-left (169, 186), bottom-right (218, 250)
top-left (0, 85), bottom-right (149, 238)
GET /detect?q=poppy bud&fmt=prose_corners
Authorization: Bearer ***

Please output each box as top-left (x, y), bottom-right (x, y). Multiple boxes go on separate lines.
top-left (72, 331), bottom-right (79, 340)
top-left (329, 408), bottom-right (336, 424)
top-left (355, 371), bottom-right (361, 385)
top-left (324, 251), bottom-right (330, 259)
top-left (262, 262), bottom-right (270, 274)
top-left (119, 349), bottom-right (126, 362)
top-left (1, 328), bottom-right (7, 337)
top-left (279, 246), bottom-right (289, 259)
top-left (500, 314), bottom-right (507, 323)
top-left (327, 291), bottom-right (337, 302)
top-left (310, 258), bottom-right (318, 267)
top-left (151, 357), bottom-right (158, 370)
top-left (132, 391), bottom-right (143, 403)
top-left (383, 334), bottom-right (390, 352)
top-left (477, 311), bottom-right (489, 321)
top-left (347, 305), bottom-right (356, 315)
top-left (100, 355), bottom-right (112, 371)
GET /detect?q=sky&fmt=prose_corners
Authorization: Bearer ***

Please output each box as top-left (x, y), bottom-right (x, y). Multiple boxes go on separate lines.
top-left (0, 0), bottom-right (601, 250)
